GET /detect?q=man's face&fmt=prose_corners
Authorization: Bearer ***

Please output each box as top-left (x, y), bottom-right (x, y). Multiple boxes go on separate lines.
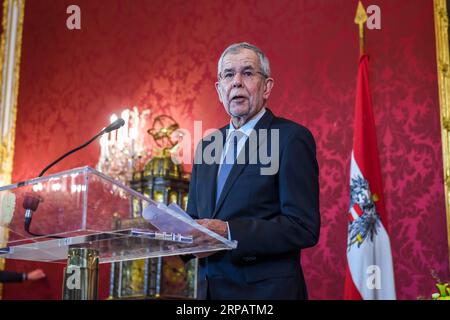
top-left (215, 49), bottom-right (274, 126)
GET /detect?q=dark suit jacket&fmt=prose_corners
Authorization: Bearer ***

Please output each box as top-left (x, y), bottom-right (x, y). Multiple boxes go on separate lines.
top-left (187, 108), bottom-right (320, 300)
top-left (0, 270), bottom-right (25, 283)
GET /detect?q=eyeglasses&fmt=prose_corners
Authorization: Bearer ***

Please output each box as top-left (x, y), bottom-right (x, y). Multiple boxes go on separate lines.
top-left (218, 68), bottom-right (268, 84)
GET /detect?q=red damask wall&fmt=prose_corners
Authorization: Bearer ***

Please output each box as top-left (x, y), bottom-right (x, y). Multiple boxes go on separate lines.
top-left (3, 0), bottom-right (449, 299)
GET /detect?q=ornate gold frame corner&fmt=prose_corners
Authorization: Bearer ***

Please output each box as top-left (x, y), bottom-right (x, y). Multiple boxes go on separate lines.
top-left (434, 0), bottom-right (450, 270)
top-left (0, 0), bottom-right (25, 299)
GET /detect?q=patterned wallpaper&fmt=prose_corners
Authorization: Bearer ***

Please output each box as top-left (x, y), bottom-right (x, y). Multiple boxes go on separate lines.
top-left (3, 0), bottom-right (449, 299)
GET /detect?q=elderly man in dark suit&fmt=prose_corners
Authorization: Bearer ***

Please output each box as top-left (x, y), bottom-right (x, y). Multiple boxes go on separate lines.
top-left (187, 42), bottom-right (320, 300)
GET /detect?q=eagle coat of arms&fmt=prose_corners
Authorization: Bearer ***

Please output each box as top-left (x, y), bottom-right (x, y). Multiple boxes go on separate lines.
top-left (348, 175), bottom-right (381, 250)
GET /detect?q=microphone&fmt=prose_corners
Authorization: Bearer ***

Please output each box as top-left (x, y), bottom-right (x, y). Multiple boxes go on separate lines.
top-left (23, 193), bottom-right (42, 235)
top-left (24, 118), bottom-right (125, 238)
top-left (103, 118), bottom-right (125, 133)
top-left (38, 118), bottom-right (125, 177)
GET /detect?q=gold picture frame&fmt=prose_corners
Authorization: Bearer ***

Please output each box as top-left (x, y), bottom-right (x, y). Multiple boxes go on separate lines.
top-left (434, 0), bottom-right (450, 269)
top-left (0, 0), bottom-right (25, 299)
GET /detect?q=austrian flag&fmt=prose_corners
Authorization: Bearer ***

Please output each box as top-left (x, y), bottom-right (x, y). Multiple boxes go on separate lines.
top-left (344, 55), bottom-right (396, 300)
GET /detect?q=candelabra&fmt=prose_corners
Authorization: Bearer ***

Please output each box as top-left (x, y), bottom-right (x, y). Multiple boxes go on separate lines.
top-left (96, 107), bottom-right (152, 185)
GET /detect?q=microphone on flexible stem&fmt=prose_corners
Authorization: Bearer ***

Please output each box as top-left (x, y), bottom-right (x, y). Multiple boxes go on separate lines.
top-left (24, 118), bottom-right (125, 238)
top-left (38, 118), bottom-right (125, 178)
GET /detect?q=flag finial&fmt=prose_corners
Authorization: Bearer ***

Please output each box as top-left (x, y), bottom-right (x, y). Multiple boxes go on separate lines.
top-left (354, 1), bottom-right (367, 56)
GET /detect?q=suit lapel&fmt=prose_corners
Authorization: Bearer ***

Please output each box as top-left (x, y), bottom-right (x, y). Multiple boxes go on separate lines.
top-left (202, 160), bottom-right (219, 218)
top-left (212, 109), bottom-right (274, 218)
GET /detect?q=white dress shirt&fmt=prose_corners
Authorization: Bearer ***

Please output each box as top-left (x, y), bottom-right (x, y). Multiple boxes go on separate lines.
top-left (218, 107), bottom-right (266, 172)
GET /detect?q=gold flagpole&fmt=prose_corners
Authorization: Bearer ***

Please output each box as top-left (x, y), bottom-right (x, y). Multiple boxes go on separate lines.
top-left (354, 1), bottom-right (368, 56)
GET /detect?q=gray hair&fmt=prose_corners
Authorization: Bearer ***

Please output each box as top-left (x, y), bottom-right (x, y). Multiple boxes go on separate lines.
top-left (217, 42), bottom-right (271, 78)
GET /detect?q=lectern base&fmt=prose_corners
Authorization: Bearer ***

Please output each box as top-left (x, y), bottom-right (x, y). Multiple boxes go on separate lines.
top-left (62, 247), bottom-right (99, 300)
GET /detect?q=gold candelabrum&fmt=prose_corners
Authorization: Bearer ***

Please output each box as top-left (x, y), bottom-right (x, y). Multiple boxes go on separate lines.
top-left (96, 107), bottom-right (152, 185)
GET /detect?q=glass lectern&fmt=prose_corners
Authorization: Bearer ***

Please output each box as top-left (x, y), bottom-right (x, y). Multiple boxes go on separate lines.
top-left (0, 166), bottom-right (237, 299)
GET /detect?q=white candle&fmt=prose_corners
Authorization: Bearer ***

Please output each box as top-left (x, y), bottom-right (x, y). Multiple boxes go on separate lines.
top-left (100, 134), bottom-right (108, 159)
top-left (110, 114), bottom-right (118, 143)
top-left (99, 134), bottom-right (105, 159)
top-left (121, 109), bottom-right (129, 140)
top-left (117, 127), bottom-right (123, 149)
top-left (129, 108), bottom-right (139, 157)
top-left (135, 108), bottom-right (140, 139)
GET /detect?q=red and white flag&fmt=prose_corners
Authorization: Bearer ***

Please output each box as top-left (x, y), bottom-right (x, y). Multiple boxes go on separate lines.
top-left (344, 54), bottom-right (396, 300)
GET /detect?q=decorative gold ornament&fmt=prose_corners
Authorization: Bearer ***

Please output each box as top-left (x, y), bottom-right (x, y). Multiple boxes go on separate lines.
top-left (354, 1), bottom-right (368, 56)
top-left (147, 115), bottom-right (181, 150)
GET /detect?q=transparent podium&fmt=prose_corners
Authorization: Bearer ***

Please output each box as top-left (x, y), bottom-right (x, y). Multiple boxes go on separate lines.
top-left (0, 166), bottom-right (237, 299)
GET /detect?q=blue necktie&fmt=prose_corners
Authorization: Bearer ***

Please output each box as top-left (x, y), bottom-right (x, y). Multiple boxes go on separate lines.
top-left (216, 131), bottom-right (245, 204)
